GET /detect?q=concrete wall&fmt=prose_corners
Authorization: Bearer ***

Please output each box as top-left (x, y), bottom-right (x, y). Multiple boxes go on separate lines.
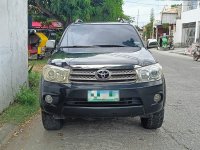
top-left (174, 19), bottom-right (182, 46)
top-left (0, 1), bottom-right (28, 113)
top-left (181, 9), bottom-right (200, 24)
top-left (182, 1), bottom-right (200, 24)
top-left (174, 2), bottom-right (200, 46)
top-left (182, 1), bottom-right (199, 12)
top-left (162, 13), bottom-right (177, 24)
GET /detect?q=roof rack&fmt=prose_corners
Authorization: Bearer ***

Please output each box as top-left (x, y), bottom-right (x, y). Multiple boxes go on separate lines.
top-left (118, 18), bottom-right (132, 24)
top-left (118, 18), bottom-right (123, 22)
top-left (75, 19), bottom-right (83, 24)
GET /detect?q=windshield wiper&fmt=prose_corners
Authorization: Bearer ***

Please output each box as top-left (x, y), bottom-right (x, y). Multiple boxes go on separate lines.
top-left (93, 44), bottom-right (141, 48)
top-left (60, 45), bottom-right (125, 48)
top-left (93, 44), bottom-right (126, 47)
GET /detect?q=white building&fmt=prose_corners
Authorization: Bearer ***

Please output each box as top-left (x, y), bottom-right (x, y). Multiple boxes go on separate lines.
top-left (154, 6), bottom-right (180, 40)
top-left (174, 0), bottom-right (200, 46)
top-left (0, 1), bottom-right (28, 113)
top-left (161, 7), bottom-right (178, 25)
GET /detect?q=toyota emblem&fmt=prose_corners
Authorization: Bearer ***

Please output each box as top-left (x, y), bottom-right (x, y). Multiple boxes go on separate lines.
top-left (95, 69), bottom-right (111, 80)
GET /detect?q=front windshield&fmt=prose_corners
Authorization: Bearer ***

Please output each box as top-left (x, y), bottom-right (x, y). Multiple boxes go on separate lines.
top-left (60, 24), bottom-right (143, 48)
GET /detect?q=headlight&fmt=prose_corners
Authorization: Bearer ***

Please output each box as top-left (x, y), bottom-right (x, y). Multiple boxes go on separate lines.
top-left (43, 65), bottom-right (70, 83)
top-left (136, 63), bottom-right (163, 83)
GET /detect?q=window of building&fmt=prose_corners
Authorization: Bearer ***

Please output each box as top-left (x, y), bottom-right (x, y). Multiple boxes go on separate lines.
top-left (183, 0), bottom-right (198, 11)
top-left (188, 0), bottom-right (197, 11)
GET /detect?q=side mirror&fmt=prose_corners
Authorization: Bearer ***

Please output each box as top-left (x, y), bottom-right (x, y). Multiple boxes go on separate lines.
top-left (46, 40), bottom-right (56, 49)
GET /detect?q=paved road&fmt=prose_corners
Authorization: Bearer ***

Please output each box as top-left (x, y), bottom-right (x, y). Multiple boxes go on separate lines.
top-left (2, 50), bottom-right (200, 150)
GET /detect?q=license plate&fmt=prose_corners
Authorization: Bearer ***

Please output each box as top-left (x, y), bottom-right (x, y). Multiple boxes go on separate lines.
top-left (88, 90), bottom-right (119, 102)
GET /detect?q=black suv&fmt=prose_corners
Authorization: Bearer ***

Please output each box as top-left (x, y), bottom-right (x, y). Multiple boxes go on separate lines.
top-left (40, 22), bottom-right (166, 130)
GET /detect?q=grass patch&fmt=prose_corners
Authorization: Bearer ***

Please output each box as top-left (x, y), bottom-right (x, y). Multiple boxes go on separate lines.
top-left (0, 103), bottom-right (39, 124)
top-left (29, 59), bottom-right (48, 73)
top-left (28, 72), bottom-right (40, 90)
top-left (0, 71), bottom-right (41, 125)
top-left (15, 86), bottom-right (38, 106)
top-left (29, 58), bottom-right (48, 66)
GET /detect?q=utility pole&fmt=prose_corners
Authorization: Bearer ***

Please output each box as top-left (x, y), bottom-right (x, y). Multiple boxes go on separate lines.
top-left (137, 9), bottom-right (139, 27)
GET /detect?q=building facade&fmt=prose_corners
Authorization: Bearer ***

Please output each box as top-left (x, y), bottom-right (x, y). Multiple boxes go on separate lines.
top-left (0, 0), bottom-right (28, 113)
top-left (154, 6), bottom-right (179, 40)
top-left (174, 0), bottom-right (200, 46)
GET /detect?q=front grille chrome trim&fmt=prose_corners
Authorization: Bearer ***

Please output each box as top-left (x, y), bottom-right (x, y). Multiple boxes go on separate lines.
top-left (69, 66), bottom-right (138, 83)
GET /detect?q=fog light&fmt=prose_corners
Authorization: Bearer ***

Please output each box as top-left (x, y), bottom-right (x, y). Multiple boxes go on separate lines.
top-left (45, 95), bottom-right (53, 104)
top-left (154, 94), bottom-right (161, 103)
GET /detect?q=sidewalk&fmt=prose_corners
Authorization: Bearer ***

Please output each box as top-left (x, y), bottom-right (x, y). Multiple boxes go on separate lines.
top-left (0, 124), bottom-right (17, 148)
top-left (162, 48), bottom-right (192, 57)
top-left (169, 48), bottom-right (186, 55)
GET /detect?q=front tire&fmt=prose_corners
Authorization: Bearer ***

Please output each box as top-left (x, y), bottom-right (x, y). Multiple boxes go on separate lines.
top-left (42, 111), bottom-right (64, 130)
top-left (141, 109), bottom-right (164, 129)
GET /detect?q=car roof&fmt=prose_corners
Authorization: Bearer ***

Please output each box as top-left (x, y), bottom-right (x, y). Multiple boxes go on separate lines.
top-left (148, 39), bottom-right (157, 42)
top-left (72, 22), bottom-right (131, 25)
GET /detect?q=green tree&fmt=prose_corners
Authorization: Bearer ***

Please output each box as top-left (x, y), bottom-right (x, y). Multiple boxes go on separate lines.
top-left (29, 0), bottom-right (92, 27)
top-left (28, 0), bottom-right (124, 27)
top-left (144, 8), bottom-right (154, 39)
top-left (144, 23), bottom-right (152, 39)
top-left (91, 0), bottom-right (126, 22)
top-left (149, 8), bottom-right (154, 38)
top-left (150, 8), bottom-right (154, 24)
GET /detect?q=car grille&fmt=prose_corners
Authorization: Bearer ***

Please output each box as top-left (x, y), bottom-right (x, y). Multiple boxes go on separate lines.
top-left (64, 97), bottom-right (142, 107)
top-left (69, 68), bottom-right (138, 83)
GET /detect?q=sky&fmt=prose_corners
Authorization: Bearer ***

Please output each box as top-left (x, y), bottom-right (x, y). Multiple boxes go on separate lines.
top-left (123, 0), bottom-right (182, 27)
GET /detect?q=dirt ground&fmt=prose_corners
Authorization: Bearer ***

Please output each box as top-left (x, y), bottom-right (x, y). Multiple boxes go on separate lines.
top-left (32, 64), bottom-right (45, 73)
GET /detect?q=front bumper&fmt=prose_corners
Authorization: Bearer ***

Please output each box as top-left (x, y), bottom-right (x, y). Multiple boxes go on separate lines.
top-left (40, 79), bottom-right (166, 118)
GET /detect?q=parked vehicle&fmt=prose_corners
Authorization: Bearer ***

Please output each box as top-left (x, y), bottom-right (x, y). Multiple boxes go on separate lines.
top-left (28, 29), bottom-right (58, 59)
top-left (28, 30), bottom-right (48, 59)
top-left (167, 35), bottom-right (174, 50)
top-left (162, 36), bottom-right (168, 49)
top-left (193, 44), bottom-right (200, 61)
top-left (147, 39), bottom-right (158, 49)
top-left (40, 21), bottom-right (166, 130)
top-left (158, 35), bottom-right (174, 50)
top-left (168, 42), bottom-right (174, 50)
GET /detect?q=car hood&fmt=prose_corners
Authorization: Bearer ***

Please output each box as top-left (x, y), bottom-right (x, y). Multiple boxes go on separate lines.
top-left (50, 47), bottom-right (156, 67)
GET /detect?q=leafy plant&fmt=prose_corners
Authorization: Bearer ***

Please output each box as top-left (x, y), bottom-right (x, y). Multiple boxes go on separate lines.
top-left (15, 86), bottom-right (37, 106)
top-left (0, 70), bottom-right (41, 124)
top-left (28, 63), bottom-right (35, 74)
top-left (144, 9), bottom-right (155, 39)
top-left (15, 72), bottom-right (40, 106)
top-left (28, 0), bottom-right (124, 27)
top-left (162, 23), bottom-right (169, 29)
top-left (29, 72), bottom-right (40, 88)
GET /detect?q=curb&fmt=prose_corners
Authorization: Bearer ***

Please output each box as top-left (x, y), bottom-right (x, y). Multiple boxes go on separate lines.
top-left (0, 124), bottom-right (18, 149)
top-left (169, 51), bottom-right (193, 57)
top-left (152, 48), bottom-right (192, 57)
